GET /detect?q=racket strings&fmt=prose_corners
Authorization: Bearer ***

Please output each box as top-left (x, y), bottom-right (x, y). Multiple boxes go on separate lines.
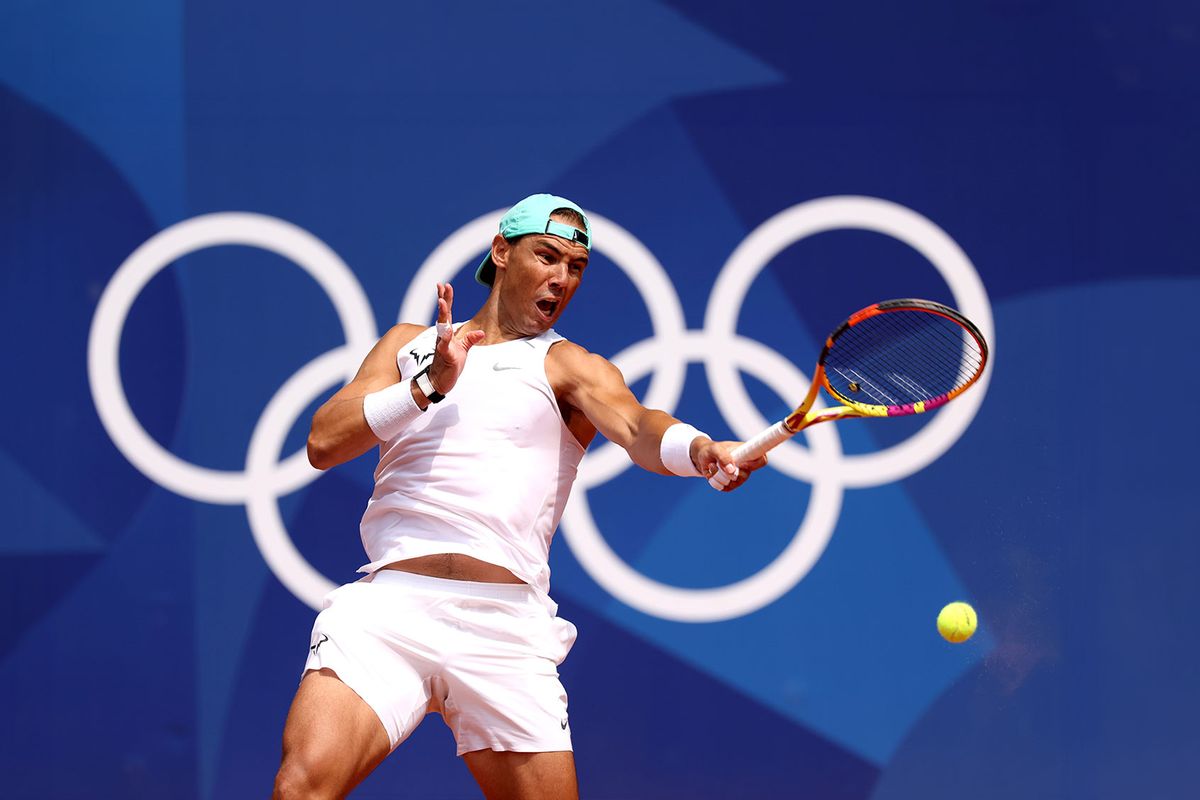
top-left (846, 320), bottom-right (982, 398)
top-left (854, 313), bottom-right (983, 384)
top-left (873, 310), bottom-right (984, 375)
top-left (825, 309), bottom-right (984, 406)
top-left (845, 314), bottom-right (982, 398)
top-left (828, 365), bottom-right (899, 404)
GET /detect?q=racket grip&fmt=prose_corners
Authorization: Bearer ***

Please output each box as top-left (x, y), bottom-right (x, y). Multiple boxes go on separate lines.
top-left (731, 420), bottom-right (794, 461)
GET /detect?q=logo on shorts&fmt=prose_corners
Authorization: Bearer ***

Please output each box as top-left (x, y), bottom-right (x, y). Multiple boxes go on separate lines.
top-left (560, 718), bottom-right (568, 730)
top-left (310, 634), bottom-right (329, 655)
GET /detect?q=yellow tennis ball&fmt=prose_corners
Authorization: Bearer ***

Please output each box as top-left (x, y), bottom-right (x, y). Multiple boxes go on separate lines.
top-left (937, 602), bottom-right (977, 643)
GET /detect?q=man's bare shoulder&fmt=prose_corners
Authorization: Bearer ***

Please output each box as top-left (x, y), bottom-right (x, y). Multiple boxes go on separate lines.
top-left (357, 323), bottom-right (429, 374)
top-left (385, 323), bottom-right (429, 346)
top-left (547, 339), bottom-right (622, 390)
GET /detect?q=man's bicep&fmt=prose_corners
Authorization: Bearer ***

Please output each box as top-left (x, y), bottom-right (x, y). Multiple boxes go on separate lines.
top-left (565, 354), bottom-right (646, 448)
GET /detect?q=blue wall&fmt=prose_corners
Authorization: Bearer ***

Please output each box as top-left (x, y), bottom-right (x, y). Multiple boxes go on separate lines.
top-left (2, 2), bottom-right (1198, 797)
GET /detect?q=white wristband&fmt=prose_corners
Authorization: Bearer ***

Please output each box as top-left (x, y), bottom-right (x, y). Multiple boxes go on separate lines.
top-left (362, 381), bottom-right (424, 441)
top-left (660, 423), bottom-right (708, 478)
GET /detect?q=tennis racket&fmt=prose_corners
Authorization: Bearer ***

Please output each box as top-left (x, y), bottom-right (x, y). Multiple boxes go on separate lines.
top-left (711, 298), bottom-right (989, 489)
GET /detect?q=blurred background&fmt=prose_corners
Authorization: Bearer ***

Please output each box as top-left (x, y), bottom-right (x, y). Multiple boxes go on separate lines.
top-left (2, 1), bottom-right (1198, 797)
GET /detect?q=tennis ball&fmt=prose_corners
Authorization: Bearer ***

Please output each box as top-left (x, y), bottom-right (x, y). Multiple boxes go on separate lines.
top-left (937, 601), bottom-right (977, 643)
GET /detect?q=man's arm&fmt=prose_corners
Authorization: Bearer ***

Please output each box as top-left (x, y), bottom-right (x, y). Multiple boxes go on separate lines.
top-left (547, 342), bottom-right (766, 489)
top-left (306, 323), bottom-right (426, 470)
top-left (307, 283), bottom-right (486, 470)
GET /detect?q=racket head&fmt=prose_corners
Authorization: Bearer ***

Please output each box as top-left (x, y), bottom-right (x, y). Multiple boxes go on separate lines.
top-left (811, 298), bottom-right (989, 420)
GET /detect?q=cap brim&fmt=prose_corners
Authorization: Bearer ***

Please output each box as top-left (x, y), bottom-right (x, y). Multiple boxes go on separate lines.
top-left (475, 253), bottom-right (495, 286)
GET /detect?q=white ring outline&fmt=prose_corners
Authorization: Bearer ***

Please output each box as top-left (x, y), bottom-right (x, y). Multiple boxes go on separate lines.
top-left (706, 196), bottom-right (995, 487)
top-left (87, 213), bottom-right (377, 504)
top-left (246, 346), bottom-right (349, 607)
top-left (561, 331), bottom-right (845, 622)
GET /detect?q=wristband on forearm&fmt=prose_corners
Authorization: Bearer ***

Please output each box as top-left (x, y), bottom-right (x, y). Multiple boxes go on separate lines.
top-left (362, 380), bottom-right (424, 441)
top-left (659, 422), bottom-right (708, 477)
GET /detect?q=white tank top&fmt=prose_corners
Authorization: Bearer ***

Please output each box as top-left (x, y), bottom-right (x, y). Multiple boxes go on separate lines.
top-left (357, 325), bottom-right (585, 603)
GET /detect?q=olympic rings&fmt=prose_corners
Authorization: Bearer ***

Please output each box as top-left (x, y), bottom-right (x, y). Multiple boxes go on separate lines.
top-left (87, 198), bottom-right (993, 621)
top-left (87, 212), bottom-right (376, 504)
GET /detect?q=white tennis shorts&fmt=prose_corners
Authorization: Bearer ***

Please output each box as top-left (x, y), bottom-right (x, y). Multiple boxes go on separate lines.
top-left (302, 569), bottom-right (577, 755)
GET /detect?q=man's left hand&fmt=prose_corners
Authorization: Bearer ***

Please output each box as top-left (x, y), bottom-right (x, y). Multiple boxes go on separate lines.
top-left (427, 282), bottom-right (486, 394)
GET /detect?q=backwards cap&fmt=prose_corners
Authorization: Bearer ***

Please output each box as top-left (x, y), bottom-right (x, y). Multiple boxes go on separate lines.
top-left (475, 193), bottom-right (592, 286)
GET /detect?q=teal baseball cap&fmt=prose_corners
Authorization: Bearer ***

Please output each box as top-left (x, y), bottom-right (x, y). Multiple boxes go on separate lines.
top-left (475, 193), bottom-right (592, 286)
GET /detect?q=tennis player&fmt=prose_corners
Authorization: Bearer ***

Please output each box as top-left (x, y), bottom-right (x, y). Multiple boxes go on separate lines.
top-left (272, 194), bottom-right (766, 800)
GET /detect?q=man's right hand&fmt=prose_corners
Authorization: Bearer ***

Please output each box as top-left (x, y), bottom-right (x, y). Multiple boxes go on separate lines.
top-left (427, 282), bottom-right (486, 395)
top-left (693, 438), bottom-right (767, 492)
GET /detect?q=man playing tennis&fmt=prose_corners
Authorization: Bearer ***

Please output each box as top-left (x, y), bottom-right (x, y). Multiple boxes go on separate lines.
top-left (272, 194), bottom-right (766, 800)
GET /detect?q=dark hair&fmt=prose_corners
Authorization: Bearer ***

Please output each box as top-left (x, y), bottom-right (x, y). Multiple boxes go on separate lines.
top-left (549, 207), bottom-right (587, 229)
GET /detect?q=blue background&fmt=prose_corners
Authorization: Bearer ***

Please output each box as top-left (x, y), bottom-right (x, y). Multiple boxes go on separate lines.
top-left (3, 1), bottom-right (1198, 797)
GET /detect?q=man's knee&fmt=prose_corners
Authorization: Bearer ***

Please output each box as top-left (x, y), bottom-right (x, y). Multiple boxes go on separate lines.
top-left (273, 755), bottom-right (333, 800)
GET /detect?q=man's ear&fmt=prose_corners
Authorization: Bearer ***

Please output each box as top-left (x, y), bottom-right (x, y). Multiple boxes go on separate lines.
top-left (491, 234), bottom-right (510, 272)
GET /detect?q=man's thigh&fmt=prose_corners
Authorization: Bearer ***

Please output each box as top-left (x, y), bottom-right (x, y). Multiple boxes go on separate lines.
top-left (462, 749), bottom-right (578, 800)
top-left (274, 669), bottom-right (392, 799)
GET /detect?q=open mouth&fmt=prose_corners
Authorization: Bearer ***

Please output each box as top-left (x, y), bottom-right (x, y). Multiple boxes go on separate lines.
top-left (536, 298), bottom-right (559, 317)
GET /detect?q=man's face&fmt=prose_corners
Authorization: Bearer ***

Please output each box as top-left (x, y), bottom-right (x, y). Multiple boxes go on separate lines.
top-left (492, 214), bottom-right (589, 334)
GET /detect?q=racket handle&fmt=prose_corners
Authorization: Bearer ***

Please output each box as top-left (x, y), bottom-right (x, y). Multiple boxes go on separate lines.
top-left (707, 420), bottom-right (794, 491)
top-left (731, 420), bottom-right (794, 461)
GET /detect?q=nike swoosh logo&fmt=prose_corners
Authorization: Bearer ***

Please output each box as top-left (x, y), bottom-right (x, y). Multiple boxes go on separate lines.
top-left (492, 363), bottom-right (521, 371)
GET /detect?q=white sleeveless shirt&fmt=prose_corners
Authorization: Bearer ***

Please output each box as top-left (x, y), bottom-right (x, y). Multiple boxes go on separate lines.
top-left (357, 325), bottom-right (585, 603)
